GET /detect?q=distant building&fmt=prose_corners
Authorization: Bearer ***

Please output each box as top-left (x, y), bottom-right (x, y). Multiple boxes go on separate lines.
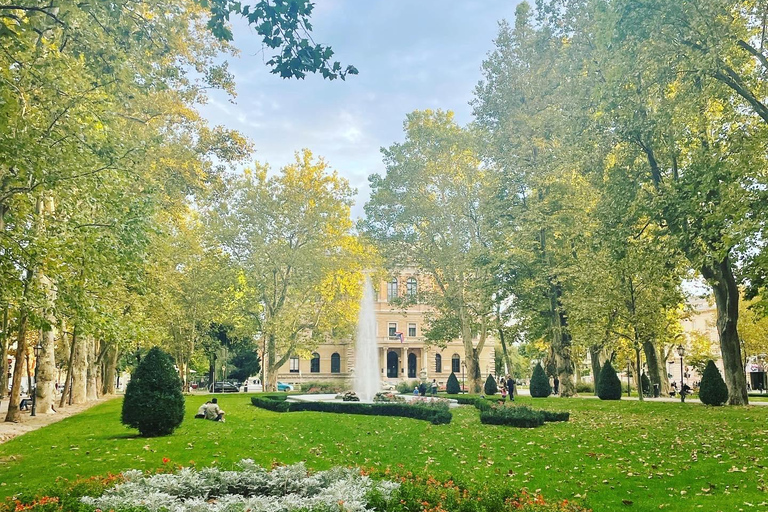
top-left (276, 270), bottom-right (497, 389)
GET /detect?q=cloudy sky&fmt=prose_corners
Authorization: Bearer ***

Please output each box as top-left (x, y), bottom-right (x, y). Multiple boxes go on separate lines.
top-left (198, 1), bottom-right (522, 218)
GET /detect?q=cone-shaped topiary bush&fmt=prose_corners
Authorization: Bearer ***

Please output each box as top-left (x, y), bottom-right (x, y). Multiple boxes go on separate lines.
top-left (597, 359), bottom-right (622, 400)
top-left (484, 374), bottom-right (498, 395)
top-left (699, 360), bottom-right (728, 406)
top-left (641, 372), bottom-right (651, 396)
top-left (122, 347), bottom-right (185, 436)
top-left (529, 362), bottom-right (552, 398)
top-left (446, 372), bottom-right (461, 394)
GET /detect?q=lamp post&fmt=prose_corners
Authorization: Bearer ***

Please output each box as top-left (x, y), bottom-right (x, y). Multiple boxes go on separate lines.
top-left (461, 361), bottom-right (466, 394)
top-left (677, 344), bottom-right (686, 403)
top-left (627, 361), bottom-right (631, 397)
top-left (31, 341), bottom-right (42, 417)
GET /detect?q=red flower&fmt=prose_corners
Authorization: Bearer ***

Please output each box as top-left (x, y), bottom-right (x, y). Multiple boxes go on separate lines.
top-left (162, 457), bottom-right (170, 464)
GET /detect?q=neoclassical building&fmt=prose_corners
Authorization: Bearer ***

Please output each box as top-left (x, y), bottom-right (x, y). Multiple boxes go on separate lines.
top-left (276, 270), bottom-right (497, 389)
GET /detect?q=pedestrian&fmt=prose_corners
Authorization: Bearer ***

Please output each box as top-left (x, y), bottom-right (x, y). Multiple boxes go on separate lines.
top-left (553, 376), bottom-right (560, 395)
top-left (501, 384), bottom-right (507, 402)
top-left (413, 386), bottom-right (419, 396)
top-left (430, 379), bottom-right (438, 396)
top-left (506, 375), bottom-right (515, 401)
top-left (204, 398), bottom-right (225, 422)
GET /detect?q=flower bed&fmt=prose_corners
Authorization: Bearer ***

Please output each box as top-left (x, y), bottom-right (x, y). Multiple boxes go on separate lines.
top-left (251, 397), bottom-right (452, 424)
top-left (372, 392), bottom-right (405, 403)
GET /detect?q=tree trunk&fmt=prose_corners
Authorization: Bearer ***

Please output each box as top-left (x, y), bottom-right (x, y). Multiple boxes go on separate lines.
top-left (5, 308), bottom-right (28, 423)
top-left (549, 284), bottom-right (575, 397)
top-left (59, 327), bottom-right (76, 408)
top-left (0, 305), bottom-right (9, 400)
top-left (86, 337), bottom-right (100, 401)
top-left (589, 345), bottom-right (603, 396)
top-left (102, 344), bottom-right (118, 395)
top-left (35, 325), bottom-right (57, 414)
top-left (459, 305), bottom-right (482, 393)
top-left (701, 255), bottom-right (749, 405)
top-left (642, 339), bottom-right (664, 396)
top-left (70, 333), bottom-right (88, 404)
top-left (266, 334), bottom-right (277, 392)
top-left (635, 348), bottom-right (644, 401)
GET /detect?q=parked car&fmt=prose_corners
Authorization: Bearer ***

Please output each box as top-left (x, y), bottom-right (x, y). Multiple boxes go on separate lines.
top-left (210, 381), bottom-right (239, 393)
top-left (277, 382), bottom-right (294, 391)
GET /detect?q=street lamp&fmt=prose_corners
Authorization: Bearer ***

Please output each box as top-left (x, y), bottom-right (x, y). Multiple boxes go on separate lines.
top-left (676, 344), bottom-right (686, 403)
top-left (461, 361), bottom-right (466, 394)
top-left (31, 341), bottom-right (42, 417)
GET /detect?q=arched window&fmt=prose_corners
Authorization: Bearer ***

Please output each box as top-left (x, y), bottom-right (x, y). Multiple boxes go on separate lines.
top-left (289, 356), bottom-right (299, 373)
top-left (387, 278), bottom-right (398, 301)
top-left (406, 277), bottom-right (417, 299)
top-left (310, 353), bottom-right (320, 373)
top-left (452, 354), bottom-right (461, 373)
top-left (435, 354), bottom-right (442, 373)
top-left (331, 353), bottom-right (341, 373)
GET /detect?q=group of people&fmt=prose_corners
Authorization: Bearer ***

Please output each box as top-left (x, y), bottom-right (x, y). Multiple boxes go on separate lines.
top-left (496, 375), bottom-right (516, 402)
top-left (195, 398), bottom-right (225, 422)
top-left (413, 380), bottom-right (440, 396)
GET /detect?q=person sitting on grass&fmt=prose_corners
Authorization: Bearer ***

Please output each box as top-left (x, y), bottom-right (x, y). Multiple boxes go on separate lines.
top-left (204, 398), bottom-right (225, 422)
top-left (195, 401), bottom-right (211, 419)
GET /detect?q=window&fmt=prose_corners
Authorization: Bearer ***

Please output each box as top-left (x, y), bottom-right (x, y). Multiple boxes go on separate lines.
top-left (406, 277), bottom-right (417, 299)
top-left (331, 353), bottom-right (341, 373)
top-left (452, 354), bottom-right (461, 373)
top-left (435, 354), bottom-right (442, 373)
top-left (408, 323), bottom-right (416, 337)
top-left (388, 323), bottom-right (397, 337)
top-left (387, 278), bottom-right (398, 301)
top-left (289, 356), bottom-right (299, 373)
top-left (310, 353), bottom-right (320, 373)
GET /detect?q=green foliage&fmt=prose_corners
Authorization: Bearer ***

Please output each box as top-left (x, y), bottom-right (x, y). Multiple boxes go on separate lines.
top-left (641, 372), bottom-right (651, 396)
top-left (479, 405), bottom-right (544, 428)
top-left (575, 381), bottom-right (594, 393)
top-left (484, 374), bottom-right (499, 395)
top-left (300, 380), bottom-right (348, 393)
top-left (699, 360), bottom-right (729, 406)
top-left (597, 360), bottom-right (622, 401)
top-left (446, 372), bottom-right (461, 394)
top-left (121, 347), bottom-right (185, 437)
top-left (251, 396), bottom-right (452, 425)
top-left (529, 363), bottom-right (552, 398)
top-left (396, 380), bottom-right (421, 394)
top-left (227, 349), bottom-right (261, 383)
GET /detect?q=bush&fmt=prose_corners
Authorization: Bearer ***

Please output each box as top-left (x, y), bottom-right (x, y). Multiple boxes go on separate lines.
top-left (575, 381), bottom-right (594, 393)
top-left (300, 380), bottom-right (348, 393)
top-left (121, 347), bottom-right (185, 437)
top-left (529, 363), bottom-right (552, 398)
top-left (596, 360), bottom-right (622, 400)
top-left (446, 372), bottom-right (461, 394)
top-left (396, 379), bottom-right (421, 394)
top-left (484, 374), bottom-right (498, 395)
top-left (540, 410), bottom-right (570, 422)
top-left (699, 360), bottom-right (729, 406)
top-left (480, 405), bottom-right (544, 428)
top-left (251, 396), bottom-right (452, 425)
top-left (641, 372), bottom-right (651, 396)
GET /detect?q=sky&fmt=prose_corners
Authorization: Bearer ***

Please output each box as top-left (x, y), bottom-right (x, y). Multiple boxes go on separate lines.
top-left (197, 1), bottom-right (522, 219)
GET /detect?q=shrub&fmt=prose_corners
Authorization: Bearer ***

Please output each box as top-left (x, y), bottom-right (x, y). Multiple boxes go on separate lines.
top-left (529, 363), bottom-right (552, 398)
top-left (540, 410), bottom-right (570, 422)
top-left (575, 381), bottom-right (594, 393)
top-left (641, 372), bottom-right (651, 396)
top-left (251, 396), bottom-right (452, 425)
top-left (484, 374), bottom-right (498, 395)
top-left (373, 392), bottom-right (405, 403)
top-left (596, 359), bottom-right (622, 400)
top-left (121, 347), bottom-right (184, 437)
top-left (300, 380), bottom-right (348, 393)
top-left (480, 404), bottom-right (544, 428)
top-left (699, 360), bottom-right (729, 406)
top-left (446, 372), bottom-right (461, 394)
top-left (396, 379), bottom-right (421, 394)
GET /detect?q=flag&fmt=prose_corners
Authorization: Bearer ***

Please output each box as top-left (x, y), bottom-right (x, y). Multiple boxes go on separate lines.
top-left (396, 332), bottom-right (404, 343)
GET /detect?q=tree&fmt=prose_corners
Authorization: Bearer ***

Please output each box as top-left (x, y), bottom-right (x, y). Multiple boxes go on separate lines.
top-left (446, 372), bottom-right (461, 394)
top-left (699, 360), bottom-right (729, 406)
top-left (228, 349), bottom-right (261, 383)
top-left (597, 360), bottom-right (622, 401)
top-left (484, 374), bottom-right (498, 396)
top-left (121, 347), bottom-right (185, 437)
top-left (363, 110), bottom-right (497, 394)
top-left (529, 362), bottom-right (552, 398)
top-left (206, 150), bottom-right (367, 391)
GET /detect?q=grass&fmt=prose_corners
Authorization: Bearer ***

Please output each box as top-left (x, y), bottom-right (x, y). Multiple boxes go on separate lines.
top-left (0, 394), bottom-right (766, 511)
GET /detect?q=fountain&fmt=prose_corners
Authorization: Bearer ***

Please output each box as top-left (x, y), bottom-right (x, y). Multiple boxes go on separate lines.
top-left (353, 276), bottom-right (379, 401)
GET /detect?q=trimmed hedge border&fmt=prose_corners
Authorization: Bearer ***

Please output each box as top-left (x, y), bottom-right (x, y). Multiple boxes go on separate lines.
top-left (251, 397), bottom-right (452, 425)
top-left (477, 403), bottom-right (570, 428)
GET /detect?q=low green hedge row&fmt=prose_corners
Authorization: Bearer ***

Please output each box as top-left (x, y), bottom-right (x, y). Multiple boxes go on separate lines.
top-left (258, 393), bottom-right (290, 401)
top-left (478, 404), bottom-right (570, 428)
top-left (251, 397), bottom-right (452, 425)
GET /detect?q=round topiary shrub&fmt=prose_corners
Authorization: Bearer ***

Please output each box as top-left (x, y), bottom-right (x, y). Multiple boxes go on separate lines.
top-left (597, 359), bottom-right (622, 400)
top-left (446, 372), bottom-right (461, 394)
top-left (122, 347), bottom-right (185, 436)
top-left (529, 362), bottom-right (552, 398)
top-left (484, 374), bottom-right (498, 395)
top-left (699, 360), bottom-right (728, 406)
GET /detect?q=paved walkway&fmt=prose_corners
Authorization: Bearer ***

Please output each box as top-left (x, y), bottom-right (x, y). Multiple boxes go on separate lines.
top-left (0, 395), bottom-right (115, 444)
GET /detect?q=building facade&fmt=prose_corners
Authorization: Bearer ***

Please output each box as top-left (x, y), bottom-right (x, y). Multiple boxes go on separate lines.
top-left (276, 270), bottom-right (497, 389)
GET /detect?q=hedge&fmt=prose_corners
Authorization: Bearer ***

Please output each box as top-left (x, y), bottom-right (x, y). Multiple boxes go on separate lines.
top-left (479, 405), bottom-right (544, 428)
top-left (251, 397), bottom-right (452, 425)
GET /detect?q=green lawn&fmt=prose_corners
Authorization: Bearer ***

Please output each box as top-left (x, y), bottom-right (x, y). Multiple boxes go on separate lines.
top-left (0, 394), bottom-right (766, 511)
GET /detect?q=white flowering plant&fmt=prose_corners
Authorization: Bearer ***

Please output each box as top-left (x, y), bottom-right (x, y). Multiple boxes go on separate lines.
top-left (80, 460), bottom-right (399, 512)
